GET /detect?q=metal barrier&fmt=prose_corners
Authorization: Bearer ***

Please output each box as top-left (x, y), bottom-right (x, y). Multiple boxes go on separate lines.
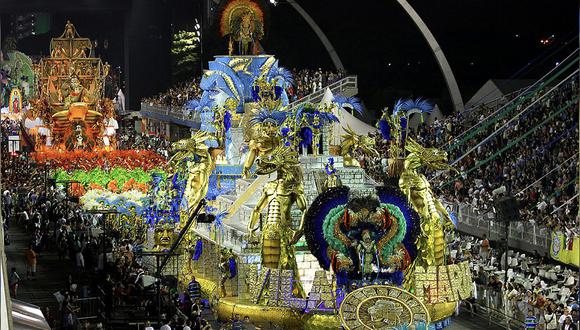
top-left (448, 202), bottom-right (550, 254)
top-left (72, 296), bottom-right (105, 321)
top-left (287, 75), bottom-right (358, 111)
top-left (466, 284), bottom-right (527, 330)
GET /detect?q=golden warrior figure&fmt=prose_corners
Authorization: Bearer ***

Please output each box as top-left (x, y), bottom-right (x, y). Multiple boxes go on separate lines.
top-left (248, 145), bottom-right (307, 297)
top-left (398, 138), bottom-right (456, 268)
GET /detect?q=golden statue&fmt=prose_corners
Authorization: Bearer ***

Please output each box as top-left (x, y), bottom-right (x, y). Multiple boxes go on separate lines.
top-left (153, 221), bottom-right (176, 251)
top-left (398, 138), bottom-right (456, 268)
top-left (248, 145), bottom-right (307, 297)
top-left (219, 0), bottom-right (264, 56)
top-left (323, 157), bottom-right (342, 190)
top-left (340, 126), bottom-right (378, 167)
top-left (63, 75), bottom-right (88, 108)
top-left (242, 113), bottom-right (282, 178)
top-left (169, 131), bottom-right (224, 213)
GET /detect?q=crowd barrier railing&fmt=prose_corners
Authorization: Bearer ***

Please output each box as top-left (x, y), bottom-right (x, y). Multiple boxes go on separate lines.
top-left (71, 296), bottom-right (105, 321)
top-left (447, 202), bottom-right (550, 253)
top-left (467, 284), bottom-right (529, 330)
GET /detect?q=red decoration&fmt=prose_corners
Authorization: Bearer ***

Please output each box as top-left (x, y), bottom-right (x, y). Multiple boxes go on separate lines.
top-left (31, 150), bottom-right (167, 171)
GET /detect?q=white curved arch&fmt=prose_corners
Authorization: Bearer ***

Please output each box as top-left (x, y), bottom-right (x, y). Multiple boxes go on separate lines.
top-left (396, 0), bottom-right (465, 112)
top-left (285, 0), bottom-right (345, 71)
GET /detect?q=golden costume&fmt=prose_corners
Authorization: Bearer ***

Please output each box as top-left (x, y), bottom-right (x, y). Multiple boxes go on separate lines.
top-left (248, 145), bottom-right (307, 297)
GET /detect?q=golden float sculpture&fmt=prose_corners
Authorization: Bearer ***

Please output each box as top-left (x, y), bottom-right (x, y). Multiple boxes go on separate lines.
top-left (340, 125), bottom-right (378, 167)
top-left (399, 138), bottom-right (456, 268)
top-left (25, 21), bottom-right (113, 151)
top-left (248, 145), bottom-right (307, 297)
top-left (169, 131), bottom-right (223, 213)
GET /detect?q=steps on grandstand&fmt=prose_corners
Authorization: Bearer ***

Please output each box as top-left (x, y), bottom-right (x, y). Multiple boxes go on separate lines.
top-left (4, 222), bottom-right (93, 325)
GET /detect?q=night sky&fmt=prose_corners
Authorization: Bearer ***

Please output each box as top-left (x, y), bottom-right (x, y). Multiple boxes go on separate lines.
top-left (265, 0), bottom-right (577, 114)
top-left (1, 0), bottom-right (577, 114)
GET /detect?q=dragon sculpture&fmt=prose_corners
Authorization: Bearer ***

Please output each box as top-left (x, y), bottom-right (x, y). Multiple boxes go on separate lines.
top-left (247, 144), bottom-right (307, 297)
top-left (169, 131), bottom-right (224, 214)
top-left (398, 138), bottom-right (456, 268)
top-left (340, 125), bottom-right (379, 167)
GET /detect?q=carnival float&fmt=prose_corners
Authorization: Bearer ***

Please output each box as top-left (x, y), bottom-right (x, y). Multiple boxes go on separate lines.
top-left (18, 2), bottom-right (472, 328)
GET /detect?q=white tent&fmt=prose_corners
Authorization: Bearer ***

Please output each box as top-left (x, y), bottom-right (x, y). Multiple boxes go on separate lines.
top-left (320, 88), bottom-right (377, 145)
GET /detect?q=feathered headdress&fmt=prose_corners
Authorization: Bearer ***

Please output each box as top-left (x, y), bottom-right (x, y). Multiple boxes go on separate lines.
top-left (393, 97), bottom-right (433, 118)
top-left (268, 67), bottom-right (295, 88)
top-left (219, 0), bottom-right (264, 39)
top-left (249, 109), bottom-right (288, 126)
top-left (333, 95), bottom-right (363, 115)
top-left (295, 103), bottom-right (339, 127)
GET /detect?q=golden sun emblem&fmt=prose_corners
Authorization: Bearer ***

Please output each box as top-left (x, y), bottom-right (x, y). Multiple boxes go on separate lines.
top-left (339, 285), bottom-right (430, 329)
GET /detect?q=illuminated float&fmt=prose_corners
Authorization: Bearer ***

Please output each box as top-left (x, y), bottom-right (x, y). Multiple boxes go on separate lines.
top-left (167, 1), bottom-right (473, 326)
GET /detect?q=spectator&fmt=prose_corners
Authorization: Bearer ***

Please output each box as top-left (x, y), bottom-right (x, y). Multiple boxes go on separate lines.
top-left (480, 234), bottom-right (490, 260)
top-left (562, 316), bottom-right (577, 330)
top-left (525, 309), bottom-right (538, 329)
top-left (25, 244), bottom-right (37, 280)
top-left (544, 307), bottom-right (558, 330)
top-left (8, 267), bottom-right (20, 297)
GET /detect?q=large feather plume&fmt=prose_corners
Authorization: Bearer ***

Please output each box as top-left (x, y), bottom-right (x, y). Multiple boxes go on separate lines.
top-left (333, 95), bottom-right (363, 115)
top-left (393, 97), bottom-right (433, 116)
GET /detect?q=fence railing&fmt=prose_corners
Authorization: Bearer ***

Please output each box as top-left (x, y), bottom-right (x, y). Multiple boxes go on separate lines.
top-left (466, 284), bottom-right (528, 330)
top-left (447, 202), bottom-right (550, 252)
top-left (287, 75), bottom-right (358, 111)
top-left (71, 296), bottom-right (105, 321)
top-left (140, 103), bottom-right (201, 122)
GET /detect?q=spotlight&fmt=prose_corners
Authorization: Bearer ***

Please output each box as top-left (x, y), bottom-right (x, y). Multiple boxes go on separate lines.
top-left (269, 0), bottom-right (278, 5)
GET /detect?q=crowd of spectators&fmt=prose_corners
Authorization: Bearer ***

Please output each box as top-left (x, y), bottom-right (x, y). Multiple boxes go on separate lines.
top-left (437, 77), bottom-right (578, 233)
top-left (357, 76), bottom-right (578, 235)
top-left (288, 68), bottom-right (346, 101)
top-left (451, 233), bottom-right (579, 329)
top-left (142, 78), bottom-right (203, 108)
top-left (117, 127), bottom-right (172, 158)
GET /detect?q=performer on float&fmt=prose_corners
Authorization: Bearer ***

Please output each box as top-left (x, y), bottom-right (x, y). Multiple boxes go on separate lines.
top-left (102, 100), bottom-right (118, 150)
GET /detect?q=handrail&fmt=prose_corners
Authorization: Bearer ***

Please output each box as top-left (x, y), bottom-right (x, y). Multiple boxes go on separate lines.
top-left (448, 202), bottom-right (551, 251)
top-left (287, 75), bottom-right (358, 110)
top-left (449, 49), bottom-right (579, 146)
top-left (468, 285), bottom-right (528, 330)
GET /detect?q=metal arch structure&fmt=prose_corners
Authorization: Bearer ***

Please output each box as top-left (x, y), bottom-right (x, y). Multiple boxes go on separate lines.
top-left (285, 0), bottom-right (345, 71)
top-left (396, 0), bottom-right (465, 113)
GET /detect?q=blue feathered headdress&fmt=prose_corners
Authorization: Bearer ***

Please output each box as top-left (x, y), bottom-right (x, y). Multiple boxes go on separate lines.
top-left (377, 115), bottom-right (391, 141)
top-left (325, 157), bottom-right (337, 175)
top-left (186, 92), bottom-right (215, 112)
top-left (393, 98), bottom-right (433, 117)
top-left (249, 109), bottom-right (288, 126)
top-left (268, 67), bottom-right (295, 88)
top-left (295, 104), bottom-right (339, 126)
top-left (333, 95), bottom-right (363, 115)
